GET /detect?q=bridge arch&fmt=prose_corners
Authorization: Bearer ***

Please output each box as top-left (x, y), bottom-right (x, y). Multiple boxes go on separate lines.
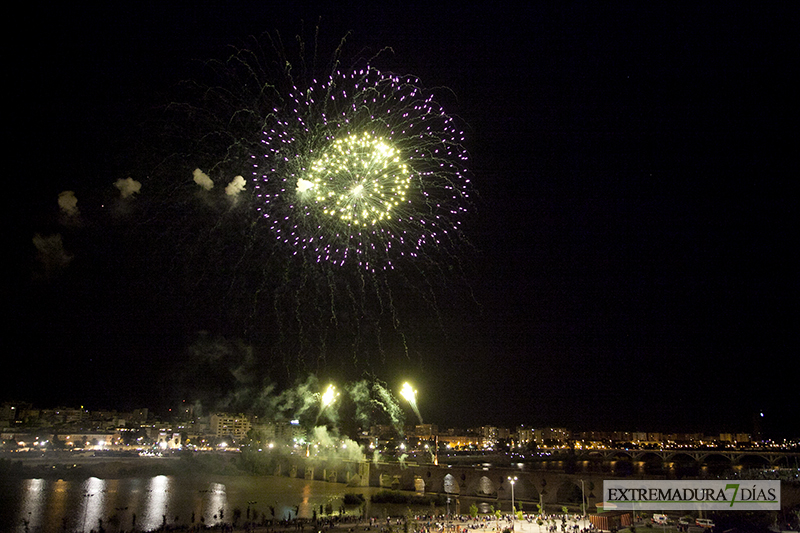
top-left (555, 479), bottom-right (584, 505)
top-left (636, 451), bottom-right (669, 475)
top-left (466, 474), bottom-right (498, 497)
top-left (606, 450), bottom-right (635, 461)
top-left (698, 452), bottom-right (735, 465)
top-left (665, 451), bottom-right (698, 463)
top-left (735, 454), bottom-right (772, 468)
top-left (443, 473), bottom-right (461, 494)
top-left (514, 477), bottom-right (540, 508)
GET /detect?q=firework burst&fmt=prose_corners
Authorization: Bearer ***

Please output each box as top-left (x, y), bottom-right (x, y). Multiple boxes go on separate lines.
top-left (139, 31), bottom-right (474, 375)
top-left (251, 64), bottom-right (470, 271)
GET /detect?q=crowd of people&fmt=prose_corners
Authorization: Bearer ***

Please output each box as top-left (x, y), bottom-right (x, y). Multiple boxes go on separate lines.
top-left (229, 513), bottom-right (598, 533)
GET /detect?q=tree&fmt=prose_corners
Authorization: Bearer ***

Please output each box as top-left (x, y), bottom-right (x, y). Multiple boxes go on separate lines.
top-left (49, 434), bottom-right (66, 450)
top-left (469, 503), bottom-right (479, 518)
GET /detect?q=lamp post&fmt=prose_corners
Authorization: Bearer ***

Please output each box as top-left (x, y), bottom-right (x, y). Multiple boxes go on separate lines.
top-left (508, 476), bottom-right (517, 529)
top-left (580, 479), bottom-right (586, 518)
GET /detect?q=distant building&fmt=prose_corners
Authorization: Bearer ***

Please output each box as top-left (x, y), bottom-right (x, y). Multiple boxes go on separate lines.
top-left (210, 413), bottom-right (251, 441)
top-left (127, 408), bottom-right (149, 424)
top-left (60, 432), bottom-right (117, 447)
top-left (515, 425), bottom-right (534, 446)
top-left (438, 434), bottom-right (481, 449)
top-left (535, 427), bottom-right (570, 444)
top-left (249, 421), bottom-right (276, 443)
top-left (157, 432), bottom-right (181, 449)
top-left (413, 424), bottom-right (439, 438)
top-left (275, 420), bottom-right (306, 443)
top-left (368, 424), bottom-right (397, 439)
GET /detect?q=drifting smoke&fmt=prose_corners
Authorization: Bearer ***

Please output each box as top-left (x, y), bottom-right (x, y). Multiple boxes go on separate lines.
top-left (269, 375), bottom-right (328, 422)
top-left (175, 336), bottom-right (411, 450)
top-left (309, 426), bottom-right (365, 462)
top-left (32, 233), bottom-right (73, 279)
top-left (225, 175), bottom-right (246, 198)
top-left (193, 168), bottom-right (214, 190)
top-left (58, 191), bottom-right (78, 216)
top-left (114, 177), bottom-right (142, 198)
top-left (345, 379), bottom-right (407, 435)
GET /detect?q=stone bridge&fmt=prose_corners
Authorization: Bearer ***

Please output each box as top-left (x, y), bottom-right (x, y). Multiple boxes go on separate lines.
top-left (290, 459), bottom-right (606, 511)
top-left (567, 448), bottom-right (800, 467)
top-left (283, 455), bottom-right (800, 512)
top-left (368, 462), bottom-right (605, 511)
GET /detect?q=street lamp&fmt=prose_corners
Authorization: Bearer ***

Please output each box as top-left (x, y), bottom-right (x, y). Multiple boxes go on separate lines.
top-left (580, 479), bottom-right (586, 517)
top-left (508, 476), bottom-right (517, 528)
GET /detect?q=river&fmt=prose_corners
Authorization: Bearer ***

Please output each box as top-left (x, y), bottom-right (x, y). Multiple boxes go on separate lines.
top-left (0, 473), bottom-right (378, 533)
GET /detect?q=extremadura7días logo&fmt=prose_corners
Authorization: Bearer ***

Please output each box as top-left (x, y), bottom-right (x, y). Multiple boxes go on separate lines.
top-left (602, 480), bottom-right (780, 510)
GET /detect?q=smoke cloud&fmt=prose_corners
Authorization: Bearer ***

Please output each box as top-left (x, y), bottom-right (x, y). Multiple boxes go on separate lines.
top-left (58, 191), bottom-right (79, 216)
top-left (32, 233), bottom-right (73, 279)
top-left (174, 335), bottom-right (423, 465)
top-left (114, 177), bottom-right (142, 198)
top-left (225, 175), bottom-right (246, 197)
top-left (193, 168), bottom-right (214, 190)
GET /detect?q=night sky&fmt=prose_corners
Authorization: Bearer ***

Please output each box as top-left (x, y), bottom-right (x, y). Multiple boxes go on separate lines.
top-left (8, 3), bottom-right (797, 438)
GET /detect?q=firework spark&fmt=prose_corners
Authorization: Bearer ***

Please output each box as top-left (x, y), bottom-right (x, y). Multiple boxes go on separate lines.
top-left (316, 383), bottom-right (340, 424)
top-left (400, 381), bottom-right (422, 424)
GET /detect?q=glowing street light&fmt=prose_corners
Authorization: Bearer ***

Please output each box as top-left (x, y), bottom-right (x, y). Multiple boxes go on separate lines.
top-left (508, 476), bottom-right (518, 527)
top-left (580, 479), bottom-right (586, 517)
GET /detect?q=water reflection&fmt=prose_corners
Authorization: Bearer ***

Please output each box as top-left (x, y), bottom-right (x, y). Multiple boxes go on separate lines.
top-left (50, 479), bottom-right (69, 531)
top-left (203, 482), bottom-right (227, 525)
top-left (142, 475), bottom-right (170, 530)
top-left (6, 474), bottom-right (360, 533)
top-left (81, 477), bottom-right (106, 532)
top-left (19, 479), bottom-right (46, 531)
top-left (300, 482), bottom-right (312, 519)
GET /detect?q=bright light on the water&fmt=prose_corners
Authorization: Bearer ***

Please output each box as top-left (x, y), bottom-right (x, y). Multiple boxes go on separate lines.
top-left (81, 477), bottom-right (106, 533)
top-left (143, 475), bottom-right (170, 531)
top-left (204, 482), bottom-right (227, 525)
top-left (19, 478), bottom-right (46, 531)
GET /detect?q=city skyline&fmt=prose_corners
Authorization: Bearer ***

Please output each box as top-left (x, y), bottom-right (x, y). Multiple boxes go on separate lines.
top-left (2, 400), bottom-right (789, 444)
top-left (7, 4), bottom-right (796, 439)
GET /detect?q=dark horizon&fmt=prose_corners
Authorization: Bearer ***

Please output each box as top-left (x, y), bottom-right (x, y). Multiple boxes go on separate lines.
top-left (7, 4), bottom-right (797, 440)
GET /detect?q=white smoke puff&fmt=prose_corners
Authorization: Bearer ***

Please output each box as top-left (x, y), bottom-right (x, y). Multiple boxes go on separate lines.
top-left (193, 168), bottom-right (214, 191)
top-left (58, 191), bottom-right (79, 216)
top-left (309, 426), bottom-right (366, 462)
top-left (114, 177), bottom-right (142, 198)
top-left (341, 436), bottom-right (366, 462)
top-left (311, 426), bottom-right (337, 448)
top-left (225, 175), bottom-right (246, 197)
